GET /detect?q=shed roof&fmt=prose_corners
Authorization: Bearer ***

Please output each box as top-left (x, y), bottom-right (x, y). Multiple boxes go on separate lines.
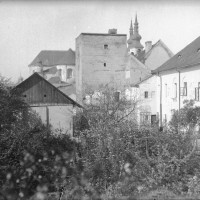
top-left (14, 73), bottom-right (82, 108)
top-left (29, 49), bottom-right (75, 67)
top-left (153, 36), bottom-right (200, 73)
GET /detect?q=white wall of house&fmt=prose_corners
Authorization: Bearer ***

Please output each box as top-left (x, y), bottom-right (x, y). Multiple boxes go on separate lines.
top-left (160, 65), bottom-right (200, 123)
top-left (136, 75), bottom-right (160, 124)
top-left (32, 105), bottom-right (74, 136)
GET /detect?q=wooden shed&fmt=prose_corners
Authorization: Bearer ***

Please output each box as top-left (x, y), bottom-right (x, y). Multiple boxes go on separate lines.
top-left (14, 73), bottom-right (82, 136)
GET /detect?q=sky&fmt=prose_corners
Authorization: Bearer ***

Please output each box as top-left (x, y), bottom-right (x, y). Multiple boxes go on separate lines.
top-left (0, 0), bottom-right (200, 82)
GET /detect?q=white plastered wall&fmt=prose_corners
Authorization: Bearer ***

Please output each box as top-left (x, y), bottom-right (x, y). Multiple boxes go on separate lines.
top-left (32, 105), bottom-right (73, 136)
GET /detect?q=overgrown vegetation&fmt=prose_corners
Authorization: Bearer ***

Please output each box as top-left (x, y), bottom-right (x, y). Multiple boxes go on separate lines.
top-left (1, 76), bottom-right (200, 200)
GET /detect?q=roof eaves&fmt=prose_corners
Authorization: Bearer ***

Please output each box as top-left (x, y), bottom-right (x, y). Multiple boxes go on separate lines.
top-left (153, 62), bottom-right (200, 74)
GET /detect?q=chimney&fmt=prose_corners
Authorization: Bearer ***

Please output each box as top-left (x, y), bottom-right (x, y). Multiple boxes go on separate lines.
top-left (145, 41), bottom-right (152, 53)
top-left (108, 29), bottom-right (117, 34)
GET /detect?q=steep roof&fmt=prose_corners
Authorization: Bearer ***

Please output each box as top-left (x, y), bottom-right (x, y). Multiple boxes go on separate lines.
top-left (14, 73), bottom-right (82, 108)
top-left (153, 36), bottom-right (200, 73)
top-left (29, 49), bottom-right (75, 67)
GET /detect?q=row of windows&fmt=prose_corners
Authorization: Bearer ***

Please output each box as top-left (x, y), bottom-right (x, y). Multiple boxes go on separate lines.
top-left (164, 82), bottom-right (200, 101)
top-left (144, 91), bottom-right (155, 99)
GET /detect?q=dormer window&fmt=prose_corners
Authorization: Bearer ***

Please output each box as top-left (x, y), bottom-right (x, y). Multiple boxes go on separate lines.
top-left (104, 44), bottom-right (108, 49)
top-left (104, 63), bottom-right (106, 67)
top-left (178, 54), bottom-right (181, 58)
top-left (197, 48), bottom-right (200, 52)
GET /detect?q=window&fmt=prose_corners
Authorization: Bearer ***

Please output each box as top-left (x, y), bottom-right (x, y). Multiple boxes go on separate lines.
top-left (125, 70), bottom-right (130, 79)
top-left (165, 84), bottom-right (167, 97)
top-left (104, 44), bottom-right (108, 49)
top-left (173, 83), bottom-right (177, 98)
top-left (140, 112), bottom-right (151, 124)
top-left (151, 91), bottom-right (155, 98)
top-left (151, 115), bottom-right (157, 125)
top-left (195, 82), bottom-right (200, 101)
top-left (144, 91), bottom-right (148, 98)
top-left (114, 91), bottom-right (120, 102)
top-left (180, 82), bottom-right (187, 96)
top-left (104, 63), bottom-right (106, 67)
top-left (67, 68), bottom-right (73, 79)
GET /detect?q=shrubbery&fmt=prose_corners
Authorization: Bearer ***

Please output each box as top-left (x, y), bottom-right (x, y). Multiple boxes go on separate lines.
top-left (1, 77), bottom-right (200, 199)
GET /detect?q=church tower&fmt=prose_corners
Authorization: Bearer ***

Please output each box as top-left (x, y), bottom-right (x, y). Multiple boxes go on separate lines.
top-left (127, 14), bottom-right (144, 55)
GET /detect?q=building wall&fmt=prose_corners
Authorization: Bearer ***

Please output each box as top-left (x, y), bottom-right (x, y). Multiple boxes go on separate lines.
top-left (125, 54), bottom-right (150, 85)
top-left (145, 45), bottom-right (171, 70)
top-left (160, 65), bottom-right (200, 123)
top-left (32, 105), bottom-right (73, 136)
top-left (136, 75), bottom-right (160, 124)
top-left (76, 33), bottom-right (127, 102)
top-left (30, 65), bottom-right (75, 84)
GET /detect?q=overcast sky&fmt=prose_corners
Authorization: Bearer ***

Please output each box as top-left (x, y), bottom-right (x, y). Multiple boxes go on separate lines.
top-left (0, 0), bottom-right (200, 81)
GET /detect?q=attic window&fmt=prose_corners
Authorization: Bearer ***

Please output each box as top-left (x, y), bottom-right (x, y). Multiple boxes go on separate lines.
top-left (44, 94), bottom-right (47, 97)
top-left (104, 63), bottom-right (106, 67)
top-left (178, 54), bottom-right (181, 58)
top-left (197, 48), bottom-right (200, 52)
top-left (23, 94), bottom-right (27, 98)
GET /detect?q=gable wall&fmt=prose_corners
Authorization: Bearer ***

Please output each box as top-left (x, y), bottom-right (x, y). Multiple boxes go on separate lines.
top-left (145, 45), bottom-right (171, 70)
top-left (16, 75), bottom-right (72, 105)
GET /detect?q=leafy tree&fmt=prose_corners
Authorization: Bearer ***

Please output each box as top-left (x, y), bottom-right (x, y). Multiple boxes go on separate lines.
top-left (0, 76), bottom-right (82, 200)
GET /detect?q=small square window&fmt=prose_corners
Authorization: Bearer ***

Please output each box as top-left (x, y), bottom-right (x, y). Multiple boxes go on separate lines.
top-left (104, 44), bottom-right (108, 49)
top-left (144, 91), bottom-right (148, 98)
top-left (104, 63), bottom-right (106, 67)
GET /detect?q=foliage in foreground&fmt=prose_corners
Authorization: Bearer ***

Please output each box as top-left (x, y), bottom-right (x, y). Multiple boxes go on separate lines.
top-left (0, 78), bottom-right (82, 200)
top-left (74, 95), bottom-right (200, 199)
top-left (1, 77), bottom-right (200, 200)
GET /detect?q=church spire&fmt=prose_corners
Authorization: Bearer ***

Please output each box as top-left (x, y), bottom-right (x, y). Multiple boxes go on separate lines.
top-left (129, 19), bottom-right (133, 35)
top-left (127, 14), bottom-right (144, 54)
top-left (134, 14), bottom-right (139, 33)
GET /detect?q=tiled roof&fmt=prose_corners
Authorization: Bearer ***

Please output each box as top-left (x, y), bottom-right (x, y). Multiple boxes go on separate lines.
top-left (153, 36), bottom-right (200, 73)
top-left (48, 76), bottom-right (61, 84)
top-left (29, 48), bottom-right (75, 67)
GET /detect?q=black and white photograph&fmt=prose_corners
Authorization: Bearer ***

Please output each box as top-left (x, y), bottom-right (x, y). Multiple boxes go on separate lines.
top-left (1, 0), bottom-right (200, 199)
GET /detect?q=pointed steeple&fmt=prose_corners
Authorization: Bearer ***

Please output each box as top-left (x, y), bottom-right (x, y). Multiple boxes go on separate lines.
top-left (127, 14), bottom-right (144, 53)
top-left (129, 19), bottom-right (133, 35)
top-left (134, 14), bottom-right (139, 34)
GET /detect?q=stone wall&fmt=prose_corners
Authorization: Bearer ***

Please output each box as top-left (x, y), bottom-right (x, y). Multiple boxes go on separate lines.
top-left (76, 33), bottom-right (127, 103)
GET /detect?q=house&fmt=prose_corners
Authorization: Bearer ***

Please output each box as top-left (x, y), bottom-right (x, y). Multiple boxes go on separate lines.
top-left (152, 36), bottom-right (200, 125)
top-left (14, 73), bottom-right (82, 136)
